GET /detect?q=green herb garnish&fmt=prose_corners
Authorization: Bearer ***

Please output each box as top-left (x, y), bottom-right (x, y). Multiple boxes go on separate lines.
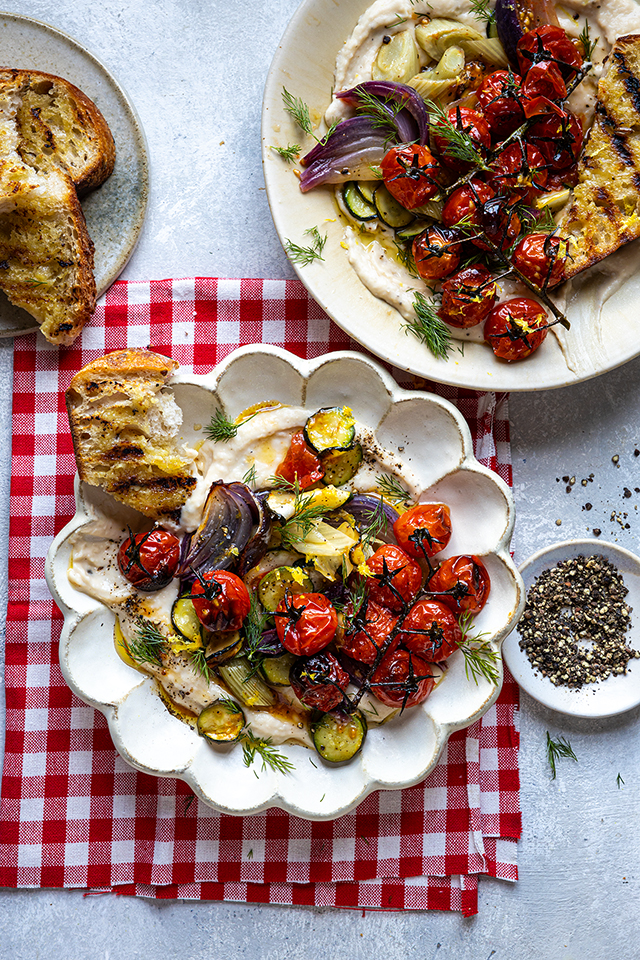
top-left (271, 143), bottom-right (301, 162)
top-left (241, 728), bottom-right (296, 775)
top-left (617, 772), bottom-right (625, 788)
top-left (403, 292), bottom-right (452, 360)
top-left (284, 226), bottom-right (327, 266)
top-left (275, 479), bottom-right (330, 549)
top-left (189, 645), bottom-right (212, 683)
top-left (426, 100), bottom-right (491, 171)
top-left (128, 617), bottom-right (166, 666)
top-left (282, 87), bottom-right (313, 135)
top-left (546, 732), bottom-right (578, 780)
top-left (242, 464), bottom-right (257, 488)
top-left (375, 473), bottom-right (412, 508)
top-left (205, 408), bottom-right (258, 443)
top-left (469, 0), bottom-right (496, 26)
top-left (579, 20), bottom-right (598, 61)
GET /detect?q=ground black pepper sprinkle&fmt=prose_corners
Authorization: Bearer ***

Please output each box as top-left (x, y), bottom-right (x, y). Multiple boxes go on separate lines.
top-left (517, 554), bottom-right (638, 689)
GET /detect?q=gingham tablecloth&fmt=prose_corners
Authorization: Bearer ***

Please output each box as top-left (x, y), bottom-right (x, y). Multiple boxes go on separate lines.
top-left (0, 278), bottom-right (521, 917)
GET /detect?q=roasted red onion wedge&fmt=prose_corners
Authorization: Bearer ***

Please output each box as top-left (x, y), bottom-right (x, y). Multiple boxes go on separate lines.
top-left (180, 481), bottom-right (259, 577)
top-left (495, 0), bottom-right (559, 67)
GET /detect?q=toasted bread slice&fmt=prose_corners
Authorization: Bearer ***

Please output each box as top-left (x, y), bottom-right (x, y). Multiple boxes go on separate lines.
top-left (0, 68), bottom-right (115, 195)
top-left (558, 35), bottom-right (640, 281)
top-left (66, 349), bottom-right (197, 522)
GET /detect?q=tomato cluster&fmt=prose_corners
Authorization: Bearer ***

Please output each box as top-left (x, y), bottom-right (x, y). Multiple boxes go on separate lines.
top-left (381, 25), bottom-right (586, 362)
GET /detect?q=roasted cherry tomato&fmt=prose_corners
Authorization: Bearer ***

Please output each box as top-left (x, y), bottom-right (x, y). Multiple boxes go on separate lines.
top-left (476, 195), bottom-right (522, 252)
top-left (392, 502), bottom-right (452, 561)
top-left (398, 598), bottom-right (462, 662)
top-left (439, 265), bottom-right (498, 328)
top-left (475, 70), bottom-right (525, 139)
top-left (341, 598), bottom-right (399, 665)
top-left (484, 297), bottom-right (549, 361)
top-left (191, 570), bottom-right (251, 631)
top-left (512, 233), bottom-right (567, 289)
top-left (527, 111), bottom-right (583, 170)
top-left (428, 555), bottom-right (491, 615)
top-left (290, 651), bottom-right (349, 711)
top-left (117, 528), bottom-right (181, 592)
top-left (380, 144), bottom-right (441, 210)
top-left (370, 649), bottom-right (435, 708)
top-left (366, 544), bottom-right (422, 613)
top-left (521, 60), bottom-right (567, 101)
top-left (517, 25), bottom-right (583, 81)
top-left (489, 141), bottom-right (549, 198)
top-left (434, 106), bottom-right (491, 172)
top-left (412, 226), bottom-right (462, 281)
top-left (442, 179), bottom-right (494, 234)
top-left (275, 430), bottom-right (324, 490)
top-left (275, 591), bottom-right (338, 656)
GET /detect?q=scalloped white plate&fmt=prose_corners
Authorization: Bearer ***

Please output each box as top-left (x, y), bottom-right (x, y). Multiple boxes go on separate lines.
top-left (262, 0), bottom-right (640, 392)
top-left (46, 346), bottom-right (524, 820)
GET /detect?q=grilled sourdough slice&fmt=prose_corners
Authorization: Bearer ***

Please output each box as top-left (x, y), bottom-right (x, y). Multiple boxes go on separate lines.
top-left (66, 349), bottom-right (197, 522)
top-left (0, 68), bottom-right (115, 195)
top-left (558, 35), bottom-right (640, 281)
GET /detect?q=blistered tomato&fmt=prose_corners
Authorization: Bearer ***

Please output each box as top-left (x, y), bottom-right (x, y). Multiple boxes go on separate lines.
top-left (191, 570), bottom-right (251, 631)
top-left (439, 265), bottom-right (497, 329)
top-left (428, 555), bottom-right (491, 615)
top-left (512, 233), bottom-right (567, 289)
top-left (484, 297), bottom-right (549, 361)
top-left (412, 226), bottom-right (462, 281)
top-left (370, 649), bottom-right (435, 708)
top-left (117, 528), bottom-right (181, 592)
top-left (275, 592), bottom-right (338, 656)
top-left (392, 503), bottom-right (452, 560)
top-left (366, 544), bottom-right (422, 612)
top-left (381, 144), bottom-right (441, 210)
top-left (398, 598), bottom-right (463, 662)
top-left (275, 431), bottom-right (324, 489)
top-left (341, 598), bottom-right (399, 665)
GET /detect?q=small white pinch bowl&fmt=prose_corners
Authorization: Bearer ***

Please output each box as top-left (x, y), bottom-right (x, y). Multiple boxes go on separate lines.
top-left (46, 346), bottom-right (524, 820)
top-left (503, 539), bottom-right (640, 719)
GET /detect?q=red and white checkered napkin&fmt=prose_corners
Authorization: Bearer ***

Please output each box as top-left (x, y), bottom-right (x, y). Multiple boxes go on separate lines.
top-left (0, 278), bottom-right (520, 917)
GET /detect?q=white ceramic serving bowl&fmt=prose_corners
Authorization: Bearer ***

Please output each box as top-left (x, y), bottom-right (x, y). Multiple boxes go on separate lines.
top-left (261, 0), bottom-right (640, 392)
top-left (503, 539), bottom-right (640, 719)
top-left (46, 346), bottom-right (524, 820)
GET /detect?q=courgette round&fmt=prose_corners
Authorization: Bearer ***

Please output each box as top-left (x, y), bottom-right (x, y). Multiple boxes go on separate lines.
top-left (258, 566), bottom-right (314, 612)
top-left (321, 444), bottom-right (363, 487)
top-left (356, 182), bottom-right (378, 204)
top-left (261, 651), bottom-right (297, 686)
top-left (303, 406), bottom-right (356, 455)
top-left (204, 629), bottom-right (243, 661)
top-left (312, 711), bottom-right (367, 764)
top-left (172, 595), bottom-right (203, 644)
top-left (374, 185), bottom-right (415, 228)
top-left (342, 181), bottom-right (377, 221)
top-left (197, 699), bottom-right (245, 743)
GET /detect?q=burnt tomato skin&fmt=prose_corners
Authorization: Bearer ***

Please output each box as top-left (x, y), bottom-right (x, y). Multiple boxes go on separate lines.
top-left (275, 592), bottom-right (338, 656)
top-left (412, 226), bottom-right (462, 281)
top-left (439, 265), bottom-right (498, 329)
top-left (117, 528), bottom-right (181, 592)
top-left (380, 144), bottom-right (441, 210)
top-left (398, 598), bottom-right (463, 662)
top-left (521, 60), bottom-right (567, 101)
top-left (517, 26), bottom-right (583, 81)
top-left (370, 649), bottom-right (435, 708)
top-left (475, 70), bottom-right (525, 140)
top-left (428, 555), bottom-right (491, 615)
top-left (484, 297), bottom-right (549, 361)
top-left (512, 233), bottom-right (567, 289)
top-left (392, 502), bottom-right (453, 561)
top-left (275, 430), bottom-right (324, 490)
top-left (341, 598), bottom-right (399, 665)
top-left (442, 179), bottom-right (495, 234)
top-left (489, 141), bottom-right (549, 198)
top-left (191, 570), bottom-right (251, 631)
top-left (290, 651), bottom-right (350, 712)
top-left (366, 544), bottom-right (423, 613)
top-left (527, 111), bottom-right (583, 170)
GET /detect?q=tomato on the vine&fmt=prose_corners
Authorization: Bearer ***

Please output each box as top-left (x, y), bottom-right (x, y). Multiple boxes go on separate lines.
top-left (381, 144), bottom-right (441, 210)
top-left (434, 106), bottom-right (491, 172)
top-left (191, 570), bottom-right (251, 631)
top-left (366, 544), bottom-right (422, 613)
top-left (275, 430), bottom-right (324, 489)
top-left (512, 233), bottom-right (567, 289)
top-left (392, 502), bottom-right (452, 561)
top-left (275, 591), bottom-right (338, 656)
top-left (439, 265), bottom-right (498, 328)
top-left (521, 60), bottom-right (567, 101)
top-left (489, 141), bottom-right (549, 198)
top-left (475, 70), bottom-right (525, 139)
top-left (442, 179), bottom-right (494, 234)
top-left (476, 195), bottom-right (522, 252)
top-left (484, 297), bottom-right (549, 361)
top-left (370, 649), bottom-right (435, 708)
top-left (289, 651), bottom-right (349, 711)
top-left (517, 25), bottom-right (583, 81)
top-left (527, 111), bottom-right (583, 170)
top-left (117, 528), bottom-right (181, 592)
top-left (428, 555), bottom-right (491, 615)
top-left (412, 226), bottom-right (462, 281)
top-left (398, 598), bottom-right (462, 662)
top-left (341, 598), bottom-right (399, 665)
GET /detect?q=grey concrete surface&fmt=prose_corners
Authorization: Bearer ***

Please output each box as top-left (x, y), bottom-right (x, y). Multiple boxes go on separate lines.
top-left (1, 1), bottom-right (640, 958)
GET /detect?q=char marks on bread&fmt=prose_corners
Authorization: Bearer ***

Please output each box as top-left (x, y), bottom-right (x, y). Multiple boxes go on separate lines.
top-left (66, 349), bottom-right (197, 522)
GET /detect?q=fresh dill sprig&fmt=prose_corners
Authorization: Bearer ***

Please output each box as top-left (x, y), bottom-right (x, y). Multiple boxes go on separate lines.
top-left (284, 226), bottom-right (327, 266)
top-left (278, 482), bottom-right (329, 549)
top-left (218, 696), bottom-right (243, 714)
top-left (205, 408), bottom-right (258, 443)
top-left (355, 88), bottom-right (405, 145)
top-left (617, 772), bottom-right (625, 788)
top-left (242, 464), bottom-right (257, 488)
top-left (189, 646), bottom-right (212, 682)
top-left (519, 203), bottom-right (557, 236)
top-left (403, 292), bottom-right (452, 361)
top-left (375, 473), bottom-right (412, 508)
top-left (546, 732), bottom-right (578, 780)
top-left (457, 612), bottom-right (500, 685)
top-left (282, 87), bottom-right (313, 135)
top-left (426, 100), bottom-right (491, 171)
top-left (241, 728), bottom-right (296, 775)
top-left (469, 0), bottom-right (496, 26)
top-left (340, 578), bottom-right (367, 633)
top-left (393, 237), bottom-right (419, 279)
top-left (318, 119), bottom-right (340, 146)
top-left (128, 618), bottom-right (166, 666)
top-left (579, 20), bottom-right (598, 61)
top-left (243, 592), bottom-right (269, 673)
top-left (271, 143), bottom-right (301, 162)
top-left (359, 495), bottom-right (388, 547)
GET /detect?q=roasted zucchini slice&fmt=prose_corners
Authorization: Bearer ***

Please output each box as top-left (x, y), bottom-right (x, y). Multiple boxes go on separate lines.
top-left (205, 629), bottom-right (243, 661)
top-left (312, 711), bottom-right (367, 764)
top-left (374, 185), bottom-right (415, 228)
top-left (171, 596), bottom-right (203, 644)
top-left (197, 699), bottom-right (245, 743)
top-left (321, 444), bottom-right (363, 486)
top-left (395, 221), bottom-right (430, 242)
top-left (342, 181), bottom-right (377, 221)
top-left (258, 566), bottom-right (314, 612)
top-left (357, 181), bottom-right (378, 204)
top-left (304, 406), bottom-right (356, 455)
top-left (261, 651), bottom-right (297, 686)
